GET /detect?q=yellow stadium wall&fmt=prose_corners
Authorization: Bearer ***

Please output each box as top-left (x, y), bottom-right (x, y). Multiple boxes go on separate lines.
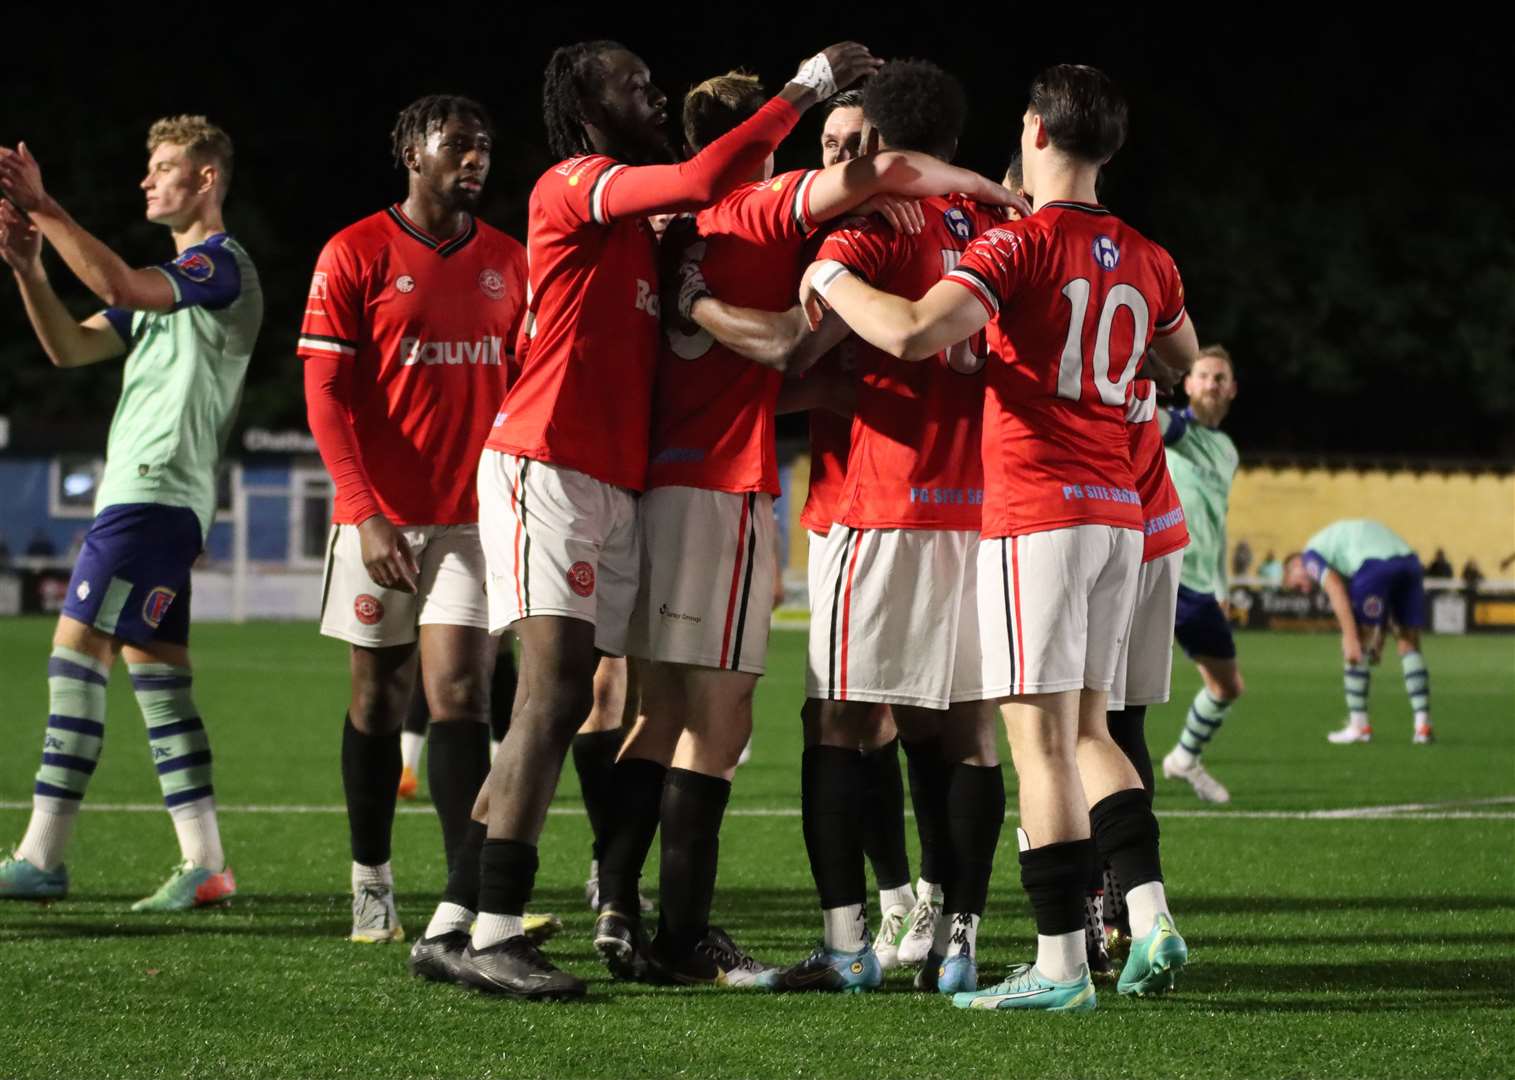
top-left (781, 458), bottom-right (1515, 582)
top-left (1227, 468), bottom-right (1515, 578)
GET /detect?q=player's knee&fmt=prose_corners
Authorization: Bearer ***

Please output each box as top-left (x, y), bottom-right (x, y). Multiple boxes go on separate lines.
top-left (426, 671), bottom-right (488, 722)
top-left (1222, 671), bottom-right (1245, 701)
top-left (348, 687), bottom-right (405, 734)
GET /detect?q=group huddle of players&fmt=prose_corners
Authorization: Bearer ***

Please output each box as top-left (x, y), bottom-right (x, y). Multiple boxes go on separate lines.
top-left (293, 39), bottom-right (1207, 1012)
top-left (1, 37), bottom-right (1280, 1013)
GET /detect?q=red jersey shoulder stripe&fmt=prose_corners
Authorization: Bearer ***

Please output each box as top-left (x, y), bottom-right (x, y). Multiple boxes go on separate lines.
top-left (945, 266), bottom-right (1001, 315)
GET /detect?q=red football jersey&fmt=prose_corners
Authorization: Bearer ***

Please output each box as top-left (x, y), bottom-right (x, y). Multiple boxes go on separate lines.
top-left (485, 155), bottom-right (662, 491)
top-left (945, 202), bottom-right (1187, 540)
top-left (798, 346), bottom-right (856, 536)
top-left (820, 195), bottom-right (1001, 532)
top-left (1126, 378), bottom-right (1189, 562)
top-left (298, 206), bottom-right (526, 525)
top-left (648, 169), bottom-right (822, 495)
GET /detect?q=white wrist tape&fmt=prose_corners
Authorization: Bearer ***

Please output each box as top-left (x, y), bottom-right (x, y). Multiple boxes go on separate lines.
top-left (791, 52), bottom-right (838, 99)
top-left (809, 259), bottom-right (853, 300)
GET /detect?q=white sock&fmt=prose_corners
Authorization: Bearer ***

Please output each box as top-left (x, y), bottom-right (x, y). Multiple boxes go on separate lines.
top-left (880, 883), bottom-right (915, 913)
top-left (17, 801), bottom-right (79, 871)
top-left (1126, 880), bottom-right (1171, 938)
top-left (425, 901), bottom-right (474, 939)
top-left (1170, 744), bottom-right (1197, 769)
top-left (489, 739), bottom-right (501, 761)
top-left (169, 801), bottom-right (225, 872)
top-left (944, 912), bottom-right (979, 957)
top-left (1036, 931), bottom-right (1084, 982)
top-left (822, 903), bottom-right (868, 952)
top-left (472, 911), bottom-right (523, 950)
top-left (917, 878), bottom-right (943, 906)
top-left (1349, 710), bottom-right (1370, 730)
top-left (352, 861), bottom-right (393, 892)
top-left (1414, 710), bottom-right (1430, 728)
top-left (400, 731), bottom-right (424, 772)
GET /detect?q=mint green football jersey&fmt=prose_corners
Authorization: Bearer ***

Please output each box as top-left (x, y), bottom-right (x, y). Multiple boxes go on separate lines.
top-left (1160, 407), bottom-right (1239, 598)
top-left (1303, 519), bottom-right (1412, 578)
top-left (97, 234), bottom-right (263, 538)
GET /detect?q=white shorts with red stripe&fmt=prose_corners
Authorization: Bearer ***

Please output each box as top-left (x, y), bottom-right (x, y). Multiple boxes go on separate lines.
top-left (1109, 548), bottom-right (1183, 710)
top-left (627, 486), bottom-right (776, 674)
top-left (806, 527), bottom-right (985, 709)
top-left (477, 450), bottom-right (639, 655)
top-left (977, 525), bottom-right (1142, 697)
top-left (319, 523), bottom-right (488, 647)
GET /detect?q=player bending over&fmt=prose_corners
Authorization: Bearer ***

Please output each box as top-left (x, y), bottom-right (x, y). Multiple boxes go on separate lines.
top-left (411, 38), bottom-right (881, 1001)
top-left (1283, 519), bottom-right (1434, 744)
top-left (0, 118), bottom-right (260, 910)
top-left (1156, 346), bottom-right (1243, 802)
top-left (801, 64), bottom-right (1194, 1011)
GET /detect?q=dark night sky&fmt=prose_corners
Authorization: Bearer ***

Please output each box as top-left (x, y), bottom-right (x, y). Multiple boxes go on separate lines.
top-left (4, 9), bottom-right (1511, 460)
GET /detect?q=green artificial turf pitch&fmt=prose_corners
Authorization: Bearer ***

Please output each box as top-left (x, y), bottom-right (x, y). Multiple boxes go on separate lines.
top-left (1, 619), bottom-right (1512, 1079)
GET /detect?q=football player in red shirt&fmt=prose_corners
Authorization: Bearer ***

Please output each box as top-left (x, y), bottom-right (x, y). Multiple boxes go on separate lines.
top-left (586, 68), bottom-right (1014, 988)
top-left (800, 65), bottom-right (1200, 1011)
top-left (746, 60), bottom-right (1008, 995)
top-left (444, 39), bottom-right (884, 1001)
top-left (300, 96), bottom-right (529, 947)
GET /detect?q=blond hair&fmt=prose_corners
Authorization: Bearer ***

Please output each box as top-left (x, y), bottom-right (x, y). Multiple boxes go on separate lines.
top-left (147, 115), bottom-right (234, 187)
top-left (1196, 344), bottom-right (1234, 371)
top-left (683, 70), bottom-right (766, 151)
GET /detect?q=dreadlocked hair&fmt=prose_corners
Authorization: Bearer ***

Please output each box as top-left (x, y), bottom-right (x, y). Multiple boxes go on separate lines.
top-left (390, 94), bottom-right (494, 169)
top-left (543, 40), bottom-right (628, 159)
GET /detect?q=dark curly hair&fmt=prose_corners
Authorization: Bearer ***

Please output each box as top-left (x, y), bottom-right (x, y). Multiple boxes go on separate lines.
top-left (861, 60), bottom-right (966, 159)
top-left (390, 94), bottom-right (493, 169)
top-left (1027, 64), bottom-right (1127, 165)
top-left (542, 40), bottom-right (627, 159)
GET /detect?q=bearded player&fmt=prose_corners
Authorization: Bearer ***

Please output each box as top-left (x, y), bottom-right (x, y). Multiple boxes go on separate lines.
top-left (300, 95), bottom-right (544, 946)
top-left (0, 118), bottom-right (259, 910)
top-left (802, 64), bottom-right (1196, 1010)
top-left (1156, 346), bottom-right (1243, 802)
top-left (407, 39), bottom-right (881, 1001)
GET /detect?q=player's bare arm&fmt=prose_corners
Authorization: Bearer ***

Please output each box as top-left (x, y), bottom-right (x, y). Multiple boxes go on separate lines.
top-left (801, 265), bottom-right (988, 360)
top-left (0, 143), bottom-right (177, 311)
top-left (776, 365), bottom-right (855, 417)
top-left (1318, 567), bottom-right (1364, 664)
top-left (806, 151), bottom-right (1026, 224)
top-left (0, 200), bottom-right (126, 368)
top-left (1149, 314), bottom-right (1200, 381)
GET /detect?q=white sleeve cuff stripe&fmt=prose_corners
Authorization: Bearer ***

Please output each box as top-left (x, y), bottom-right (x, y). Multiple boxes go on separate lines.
top-left (945, 269), bottom-right (998, 315)
top-left (1156, 307), bottom-right (1187, 332)
top-left (793, 170), bottom-right (820, 233)
top-left (298, 337), bottom-right (356, 356)
top-left (590, 164), bottom-right (627, 226)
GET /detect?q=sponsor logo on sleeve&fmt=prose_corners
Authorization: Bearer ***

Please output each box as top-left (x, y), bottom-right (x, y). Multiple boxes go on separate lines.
top-left (142, 586), bottom-right (177, 629)
top-left (479, 268), bottom-right (506, 301)
top-left (173, 251), bottom-right (215, 282)
top-left (567, 561), bottom-right (596, 598)
top-left (1092, 235), bottom-right (1121, 271)
top-left (309, 272), bottom-right (328, 300)
top-left (76, 581), bottom-right (91, 601)
top-left (354, 594), bottom-right (385, 625)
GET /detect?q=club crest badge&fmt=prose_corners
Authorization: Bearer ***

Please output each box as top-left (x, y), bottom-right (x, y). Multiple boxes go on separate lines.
top-left (142, 586), bottom-right (177, 628)
top-left (567, 561), bottom-right (596, 598)
top-left (355, 594), bottom-right (385, 625)
top-left (479, 268), bottom-right (506, 301)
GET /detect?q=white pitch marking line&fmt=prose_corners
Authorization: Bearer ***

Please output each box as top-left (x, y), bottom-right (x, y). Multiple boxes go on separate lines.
top-left (1, 797), bottom-right (1512, 821)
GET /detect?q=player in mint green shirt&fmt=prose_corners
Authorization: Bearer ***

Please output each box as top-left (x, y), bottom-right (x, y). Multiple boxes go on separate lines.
top-left (1155, 345), bottom-right (1243, 803)
top-left (1284, 520), bottom-right (1433, 744)
top-left (0, 117), bottom-right (261, 910)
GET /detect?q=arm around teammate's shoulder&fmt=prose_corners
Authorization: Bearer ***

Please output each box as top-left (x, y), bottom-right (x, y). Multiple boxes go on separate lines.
top-left (805, 152), bottom-right (1023, 227)
top-left (801, 263), bottom-right (989, 362)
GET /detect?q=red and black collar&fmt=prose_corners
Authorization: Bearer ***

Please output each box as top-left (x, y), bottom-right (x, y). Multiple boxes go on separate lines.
top-left (386, 204), bottom-right (478, 257)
